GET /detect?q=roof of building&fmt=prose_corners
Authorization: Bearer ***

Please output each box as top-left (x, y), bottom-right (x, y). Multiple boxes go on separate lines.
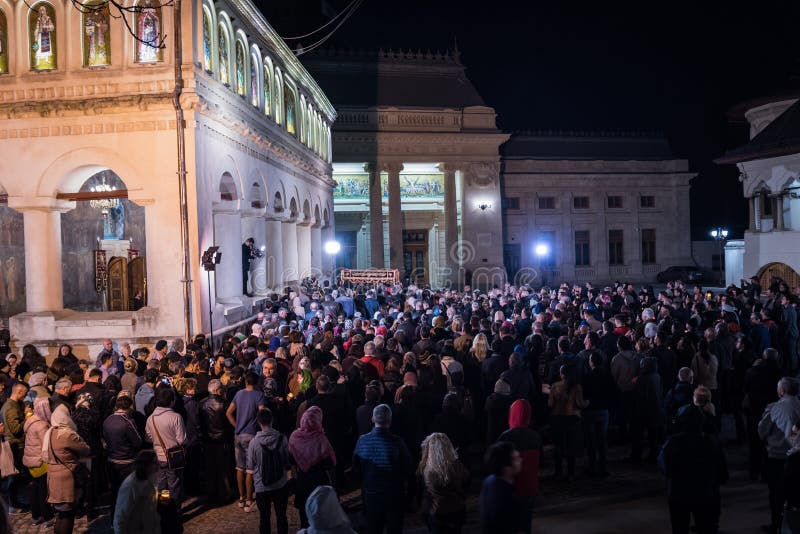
top-left (502, 131), bottom-right (676, 160)
top-left (716, 98), bottom-right (800, 164)
top-left (300, 47), bottom-right (487, 109)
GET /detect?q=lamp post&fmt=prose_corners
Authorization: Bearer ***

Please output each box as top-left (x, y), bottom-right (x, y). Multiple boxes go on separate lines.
top-left (710, 227), bottom-right (728, 286)
top-left (534, 242), bottom-right (550, 288)
top-left (324, 240), bottom-right (341, 285)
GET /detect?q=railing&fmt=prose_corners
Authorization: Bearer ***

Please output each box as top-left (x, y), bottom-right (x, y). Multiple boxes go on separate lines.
top-left (609, 265), bottom-right (629, 277)
top-left (643, 264), bottom-right (661, 275)
top-left (575, 267), bottom-right (596, 278)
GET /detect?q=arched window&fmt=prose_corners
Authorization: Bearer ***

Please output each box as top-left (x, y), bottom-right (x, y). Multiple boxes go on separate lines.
top-left (201, 7), bottom-right (212, 72)
top-left (29, 2), bottom-right (57, 71)
top-left (217, 23), bottom-right (230, 85)
top-left (299, 95), bottom-right (307, 143)
top-left (134, 0), bottom-right (162, 63)
top-left (82, 1), bottom-right (111, 67)
top-left (249, 51), bottom-right (259, 107)
top-left (306, 103), bottom-right (313, 147)
top-left (263, 59), bottom-right (272, 116)
top-left (234, 39), bottom-right (246, 97)
top-left (274, 69), bottom-right (283, 125)
top-left (0, 9), bottom-right (8, 74)
top-left (284, 81), bottom-right (296, 135)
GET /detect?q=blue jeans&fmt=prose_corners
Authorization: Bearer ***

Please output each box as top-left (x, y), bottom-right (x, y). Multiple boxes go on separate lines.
top-left (582, 409), bottom-right (609, 475)
top-left (157, 462), bottom-right (184, 505)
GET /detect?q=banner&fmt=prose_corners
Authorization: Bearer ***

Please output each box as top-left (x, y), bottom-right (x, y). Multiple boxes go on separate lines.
top-left (340, 269), bottom-right (400, 285)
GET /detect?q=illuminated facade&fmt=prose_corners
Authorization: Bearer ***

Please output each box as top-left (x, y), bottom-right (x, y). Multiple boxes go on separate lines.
top-left (0, 0), bottom-right (335, 356)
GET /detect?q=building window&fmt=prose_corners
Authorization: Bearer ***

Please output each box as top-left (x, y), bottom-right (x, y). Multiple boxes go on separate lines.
top-left (761, 191), bottom-right (773, 217)
top-left (609, 229), bottom-right (624, 265)
top-left (607, 195), bottom-right (623, 209)
top-left (573, 196), bottom-right (589, 209)
top-left (538, 196), bottom-right (555, 209)
top-left (640, 195), bottom-right (655, 208)
top-left (641, 228), bottom-right (656, 264)
top-left (575, 230), bottom-right (590, 266)
top-left (502, 197), bottom-right (520, 210)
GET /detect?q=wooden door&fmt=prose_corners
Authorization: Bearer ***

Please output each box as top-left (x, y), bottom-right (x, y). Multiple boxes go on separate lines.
top-left (128, 256), bottom-right (147, 310)
top-left (107, 256), bottom-right (129, 311)
top-left (403, 246), bottom-right (427, 285)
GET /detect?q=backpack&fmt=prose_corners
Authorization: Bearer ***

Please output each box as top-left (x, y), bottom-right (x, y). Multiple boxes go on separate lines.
top-left (261, 438), bottom-right (285, 486)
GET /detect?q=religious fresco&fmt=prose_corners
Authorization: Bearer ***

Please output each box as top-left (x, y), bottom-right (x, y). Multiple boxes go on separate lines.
top-left (235, 40), bottom-right (245, 96)
top-left (217, 24), bottom-right (229, 85)
top-left (0, 9), bottom-right (8, 74)
top-left (249, 54), bottom-right (258, 107)
top-left (201, 9), bottom-right (211, 72)
top-left (0, 205), bottom-right (26, 317)
top-left (134, 0), bottom-right (162, 63)
top-left (82, 1), bottom-right (110, 67)
top-left (333, 174), bottom-right (369, 199)
top-left (30, 2), bottom-right (56, 71)
top-left (381, 173), bottom-right (444, 198)
top-left (285, 84), bottom-right (296, 135)
top-left (263, 65), bottom-right (271, 115)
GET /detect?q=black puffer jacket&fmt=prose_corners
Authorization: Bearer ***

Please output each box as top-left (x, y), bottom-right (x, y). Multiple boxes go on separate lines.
top-left (199, 394), bottom-right (232, 443)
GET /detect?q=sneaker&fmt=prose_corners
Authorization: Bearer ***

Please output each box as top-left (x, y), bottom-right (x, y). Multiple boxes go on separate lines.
top-left (244, 500), bottom-right (255, 513)
top-left (44, 518), bottom-right (56, 529)
top-left (31, 517), bottom-right (45, 526)
top-left (238, 499), bottom-right (246, 508)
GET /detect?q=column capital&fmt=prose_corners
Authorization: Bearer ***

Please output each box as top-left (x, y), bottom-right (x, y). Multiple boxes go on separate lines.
top-left (380, 162), bottom-right (404, 174)
top-left (363, 162), bottom-right (379, 173)
top-left (436, 163), bottom-right (459, 174)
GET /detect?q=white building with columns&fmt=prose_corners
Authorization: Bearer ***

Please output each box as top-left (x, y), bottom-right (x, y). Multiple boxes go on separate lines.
top-left (302, 48), bottom-right (510, 289)
top-left (717, 94), bottom-right (800, 290)
top-left (0, 0), bottom-right (335, 357)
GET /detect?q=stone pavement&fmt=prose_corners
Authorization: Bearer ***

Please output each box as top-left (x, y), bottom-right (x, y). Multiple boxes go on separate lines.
top-left (9, 440), bottom-right (770, 533)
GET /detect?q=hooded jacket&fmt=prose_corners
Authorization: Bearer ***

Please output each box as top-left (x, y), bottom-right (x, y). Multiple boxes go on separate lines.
top-left (297, 485), bottom-right (356, 534)
top-left (246, 427), bottom-right (289, 493)
top-left (610, 350), bottom-right (642, 393)
top-left (497, 399), bottom-right (541, 497)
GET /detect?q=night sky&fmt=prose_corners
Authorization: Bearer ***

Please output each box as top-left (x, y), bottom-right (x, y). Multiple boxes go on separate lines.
top-left (261, 0), bottom-right (800, 240)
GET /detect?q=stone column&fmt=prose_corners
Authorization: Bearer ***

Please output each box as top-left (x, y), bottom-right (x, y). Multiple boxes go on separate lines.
top-left (357, 215), bottom-right (370, 269)
top-left (264, 218), bottom-right (284, 290)
top-left (310, 224), bottom-right (323, 276)
top-left (748, 196), bottom-right (757, 232)
top-left (296, 218), bottom-right (312, 279)
top-left (211, 207), bottom-right (242, 301)
top-left (366, 163), bottom-right (384, 268)
top-left (775, 194), bottom-right (785, 231)
top-left (385, 162), bottom-right (404, 270)
top-left (439, 163), bottom-right (459, 281)
top-left (281, 218), bottom-right (299, 284)
top-left (13, 200), bottom-right (71, 312)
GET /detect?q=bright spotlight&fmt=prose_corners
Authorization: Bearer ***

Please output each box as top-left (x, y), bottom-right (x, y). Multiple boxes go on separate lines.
top-left (324, 240), bottom-right (341, 255)
top-left (534, 243), bottom-right (550, 257)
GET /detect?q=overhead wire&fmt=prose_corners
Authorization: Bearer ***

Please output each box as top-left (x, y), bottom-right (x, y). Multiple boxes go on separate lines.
top-left (293, 0), bottom-right (365, 56)
top-left (281, 0), bottom-right (361, 41)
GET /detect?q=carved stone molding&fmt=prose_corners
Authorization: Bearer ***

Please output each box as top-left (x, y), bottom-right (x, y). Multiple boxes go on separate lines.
top-left (379, 162), bottom-right (404, 174)
top-left (465, 161), bottom-right (500, 188)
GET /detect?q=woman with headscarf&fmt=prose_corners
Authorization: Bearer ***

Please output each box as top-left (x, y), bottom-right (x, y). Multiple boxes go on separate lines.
top-left (23, 397), bottom-right (53, 526)
top-left (297, 485), bottom-right (355, 534)
top-left (44, 405), bottom-right (91, 534)
top-left (417, 433), bottom-right (471, 534)
top-left (289, 406), bottom-right (337, 527)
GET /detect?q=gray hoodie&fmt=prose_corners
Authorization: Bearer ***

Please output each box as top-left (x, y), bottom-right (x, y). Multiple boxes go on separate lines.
top-left (298, 485), bottom-right (356, 534)
top-left (611, 350), bottom-right (642, 393)
top-left (246, 427), bottom-right (289, 492)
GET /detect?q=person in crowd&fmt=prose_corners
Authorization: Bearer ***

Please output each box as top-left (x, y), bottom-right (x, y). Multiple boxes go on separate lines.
top-left (758, 377), bottom-right (800, 534)
top-left (45, 404), bottom-right (91, 534)
top-left (664, 367), bottom-right (695, 434)
top-left (296, 485), bottom-right (356, 534)
top-left (497, 399), bottom-right (541, 533)
top-left (226, 371), bottom-right (266, 512)
top-left (417, 432), bottom-right (470, 534)
top-left (304, 374), bottom-right (352, 487)
top-left (547, 365), bottom-right (587, 481)
top-left (145, 387), bottom-right (187, 511)
top-left (631, 355), bottom-right (665, 462)
top-left (659, 405), bottom-right (728, 534)
top-left (135, 369), bottom-right (159, 416)
top-left (199, 379), bottom-right (235, 505)
top-left (176, 377), bottom-right (201, 495)
top-left (290, 406), bottom-right (337, 527)
top-left (353, 404), bottom-right (411, 534)
top-left (581, 352), bottom-right (616, 477)
top-left (485, 378), bottom-right (514, 446)
top-left (23, 397), bottom-right (53, 526)
top-left (479, 441), bottom-right (523, 534)
top-left (103, 395), bottom-right (142, 513)
top-left (121, 358), bottom-right (139, 398)
top-left (745, 348), bottom-right (782, 481)
top-left (247, 408), bottom-right (290, 534)
top-left (610, 336), bottom-right (640, 440)
top-left (2, 382), bottom-right (28, 512)
top-left (113, 450), bottom-right (161, 534)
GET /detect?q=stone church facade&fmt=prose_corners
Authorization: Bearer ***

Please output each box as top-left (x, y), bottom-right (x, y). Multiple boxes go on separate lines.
top-left (0, 0), bottom-right (335, 356)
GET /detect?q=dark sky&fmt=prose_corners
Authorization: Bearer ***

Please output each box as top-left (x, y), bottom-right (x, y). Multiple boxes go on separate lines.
top-left (261, 0), bottom-right (800, 240)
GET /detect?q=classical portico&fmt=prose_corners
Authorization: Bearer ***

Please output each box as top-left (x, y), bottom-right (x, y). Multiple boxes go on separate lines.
top-left (303, 48), bottom-right (509, 288)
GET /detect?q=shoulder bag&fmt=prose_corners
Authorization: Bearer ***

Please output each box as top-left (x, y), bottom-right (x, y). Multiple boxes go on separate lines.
top-left (151, 412), bottom-right (186, 470)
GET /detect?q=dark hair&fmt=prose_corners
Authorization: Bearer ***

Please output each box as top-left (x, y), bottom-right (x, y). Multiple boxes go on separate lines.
top-left (115, 395), bottom-right (133, 411)
top-left (155, 387), bottom-right (175, 408)
top-left (484, 441), bottom-right (516, 476)
top-left (134, 450), bottom-right (157, 480)
top-left (617, 336), bottom-right (632, 351)
top-left (88, 368), bottom-right (103, 380)
top-left (589, 352), bottom-right (604, 368)
top-left (198, 357), bottom-right (210, 372)
top-left (144, 368), bottom-right (160, 384)
top-left (316, 374), bottom-right (332, 393)
top-left (155, 340), bottom-right (168, 351)
top-left (586, 332), bottom-right (599, 347)
top-left (257, 343), bottom-right (269, 353)
top-left (99, 352), bottom-right (112, 364)
top-left (245, 371), bottom-right (259, 387)
top-left (257, 407), bottom-right (273, 427)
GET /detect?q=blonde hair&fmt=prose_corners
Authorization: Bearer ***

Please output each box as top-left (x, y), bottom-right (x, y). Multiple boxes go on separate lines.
top-left (418, 432), bottom-right (458, 487)
top-left (471, 333), bottom-right (489, 362)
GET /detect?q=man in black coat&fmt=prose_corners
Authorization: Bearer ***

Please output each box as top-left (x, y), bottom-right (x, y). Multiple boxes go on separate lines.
top-left (744, 348), bottom-right (782, 480)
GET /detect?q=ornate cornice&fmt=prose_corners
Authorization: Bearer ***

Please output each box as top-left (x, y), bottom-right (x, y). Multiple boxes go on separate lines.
top-left (0, 93), bottom-right (175, 119)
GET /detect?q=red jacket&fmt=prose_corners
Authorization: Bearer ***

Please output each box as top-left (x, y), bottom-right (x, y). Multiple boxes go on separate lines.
top-left (498, 399), bottom-right (541, 497)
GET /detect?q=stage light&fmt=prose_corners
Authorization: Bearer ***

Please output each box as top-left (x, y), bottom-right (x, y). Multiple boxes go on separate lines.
top-left (324, 240), bottom-right (341, 255)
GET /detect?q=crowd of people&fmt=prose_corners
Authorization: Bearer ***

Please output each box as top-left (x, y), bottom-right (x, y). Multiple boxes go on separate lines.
top-left (0, 275), bottom-right (798, 534)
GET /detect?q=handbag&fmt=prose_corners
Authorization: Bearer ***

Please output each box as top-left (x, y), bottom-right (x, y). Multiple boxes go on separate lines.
top-left (0, 439), bottom-right (18, 478)
top-left (151, 412), bottom-right (186, 470)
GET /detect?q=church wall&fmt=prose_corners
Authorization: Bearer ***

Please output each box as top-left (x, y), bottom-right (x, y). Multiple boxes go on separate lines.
top-left (0, 203), bottom-right (25, 319)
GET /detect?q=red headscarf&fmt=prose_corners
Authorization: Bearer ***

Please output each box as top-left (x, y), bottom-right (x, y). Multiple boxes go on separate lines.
top-left (289, 406), bottom-right (337, 472)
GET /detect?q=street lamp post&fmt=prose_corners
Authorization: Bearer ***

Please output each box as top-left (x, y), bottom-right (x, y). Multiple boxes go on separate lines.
top-left (710, 227), bottom-right (729, 286)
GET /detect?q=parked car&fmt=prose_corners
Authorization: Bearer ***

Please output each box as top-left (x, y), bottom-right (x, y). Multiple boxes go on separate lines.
top-left (656, 265), bottom-right (705, 283)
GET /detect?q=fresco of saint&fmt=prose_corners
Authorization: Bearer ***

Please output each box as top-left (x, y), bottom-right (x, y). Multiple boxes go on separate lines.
top-left (83, 4), bottom-right (110, 67)
top-left (218, 26), bottom-right (229, 85)
top-left (31, 3), bottom-right (56, 71)
top-left (135, 0), bottom-right (161, 63)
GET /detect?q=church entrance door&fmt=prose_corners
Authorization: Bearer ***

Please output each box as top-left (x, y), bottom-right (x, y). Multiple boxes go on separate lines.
top-left (403, 230), bottom-right (428, 286)
top-left (128, 256), bottom-right (147, 309)
top-left (107, 256), bottom-right (129, 311)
